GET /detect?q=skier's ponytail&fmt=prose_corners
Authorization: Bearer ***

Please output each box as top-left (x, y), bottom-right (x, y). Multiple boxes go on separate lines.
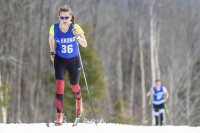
top-left (71, 15), bottom-right (75, 23)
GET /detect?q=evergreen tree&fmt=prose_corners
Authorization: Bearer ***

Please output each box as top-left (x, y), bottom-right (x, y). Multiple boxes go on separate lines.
top-left (109, 100), bottom-right (133, 124)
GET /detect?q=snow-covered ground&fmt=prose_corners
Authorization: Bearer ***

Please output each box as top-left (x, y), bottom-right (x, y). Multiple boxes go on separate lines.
top-left (1, 123), bottom-right (200, 133)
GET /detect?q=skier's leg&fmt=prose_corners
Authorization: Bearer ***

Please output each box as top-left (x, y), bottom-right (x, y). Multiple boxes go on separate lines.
top-left (153, 104), bottom-right (159, 126)
top-left (54, 55), bottom-right (67, 125)
top-left (160, 113), bottom-right (164, 125)
top-left (55, 80), bottom-right (65, 113)
top-left (159, 103), bottom-right (165, 125)
top-left (66, 57), bottom-right (83, 115)
top-left (71, 84), bottom-right (81, 100)
top-left (155, 116), bottom-right (159, 125)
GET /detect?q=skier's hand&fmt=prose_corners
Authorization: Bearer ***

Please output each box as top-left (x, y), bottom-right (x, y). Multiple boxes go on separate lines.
top-left (50, 51), bottom-right (55, 62)
top-left (73, 28), bottom-right (79, 36)
top-left (147, 91), bottom-right (151, 97)
top-left (164, 97), bottom-right (169, 102)
top-left (164, 92), bottom-right (169, 102)
top-left (73, 28), bottom-right (87, 47)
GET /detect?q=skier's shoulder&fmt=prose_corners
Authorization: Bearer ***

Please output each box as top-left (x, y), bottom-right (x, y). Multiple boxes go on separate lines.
top-left (49, 24), bottom-right (54, 36)
top-left (161, 86), bottom-right (167, 92)
top-left (73, 23), bottom-right (84, 34)
top-left (150, 86), bottom-right (155, 91)
top-left (49, 23), bottom-right (57, 36)
top-left (49, 23), bottom-right (60, 36)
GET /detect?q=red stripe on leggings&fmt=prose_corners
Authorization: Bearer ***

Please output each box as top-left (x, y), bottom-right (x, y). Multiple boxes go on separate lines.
top-left (56, 80), bottom-right (65, 94)
top-left (71, 84), bottom-right (80, 92)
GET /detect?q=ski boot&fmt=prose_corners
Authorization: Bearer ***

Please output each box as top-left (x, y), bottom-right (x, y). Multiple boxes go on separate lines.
top-left (54, 113), bottom-right (63, 126)
top-left (73, 99), bottom-right (83, 126)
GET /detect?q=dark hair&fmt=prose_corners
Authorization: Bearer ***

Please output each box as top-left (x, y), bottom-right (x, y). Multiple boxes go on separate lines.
top-left (58, 5), bottom-right (75, 22)
top-left (155, 79), bottom-right (160, 83)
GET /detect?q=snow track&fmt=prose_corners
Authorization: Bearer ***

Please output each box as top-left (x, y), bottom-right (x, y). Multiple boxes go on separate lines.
top-left (1, 123), bottom-right (200, 133)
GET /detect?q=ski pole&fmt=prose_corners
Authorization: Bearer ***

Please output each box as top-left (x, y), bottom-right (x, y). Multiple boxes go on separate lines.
top-left (148, 95), bottom-right (152, 106)
top-left (76, 40), bottom-right (97, 126)
top-left (164, 102), bottom-right (169, 115)
top-left (78, 48), bottom-right (97, 125)
top-left (72, 21), bottom-right (97, 125)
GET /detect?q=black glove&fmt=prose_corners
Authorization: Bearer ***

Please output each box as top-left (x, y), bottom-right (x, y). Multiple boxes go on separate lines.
top-left (50, 51), bottom-right (55, 62)
top-left (50, 51), bottom-right (55, 57)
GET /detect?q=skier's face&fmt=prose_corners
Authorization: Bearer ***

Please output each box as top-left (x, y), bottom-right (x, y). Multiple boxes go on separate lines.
top-left (59, 12), bottom-right (71, 27)
top-left (155, 81), bottom-right (161, 88)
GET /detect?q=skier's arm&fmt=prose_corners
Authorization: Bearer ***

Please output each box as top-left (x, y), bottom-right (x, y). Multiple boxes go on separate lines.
top-left (147, 88), bottom-right (153, 105)
top-left (76, 33), bottom-right (87, 47)
top-left (49, 25), bottom-right (55, 52)
top-left (147, 91), bottom-right (152, 97)
top-left (49, 25), bottom-right (55, 62)
top-left (163, 87), bottom-right (169, 102)
top-left (73, 24), bottom-right (87, 47)
top-left (164, 91), bottom-right (169, 102)
top-left (49, 34), bottom-right (55, 52)
top-left (49, 34), bottom-right (55, 62)
top-left (147, 87), bottom-right (153, 97)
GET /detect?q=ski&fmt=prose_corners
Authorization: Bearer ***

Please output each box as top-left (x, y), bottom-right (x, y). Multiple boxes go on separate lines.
top-left (46, 122), bottom-right (65, 127)
top-left (46, 122), bottom-right (59, 127)
top-left (72, 115), bottom-right (81, 127)
top-left (46, 113), bottom-right (68, 127)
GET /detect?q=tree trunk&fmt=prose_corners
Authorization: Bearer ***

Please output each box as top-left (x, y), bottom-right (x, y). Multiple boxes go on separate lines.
top-left (116, 40), bottom-right (123, 103)
top-left (139, 29), bottom-right (146, 125)
top-left (0, 73), bottom-right (7, 123)
top-left (150, 0), bottom-right (156, 125)
top-left (16, 0), bottom-right (26, 122)
top-left (169, 67), bottom-right (174, 125)
top-left (155, 25), bottom-right (161, 79)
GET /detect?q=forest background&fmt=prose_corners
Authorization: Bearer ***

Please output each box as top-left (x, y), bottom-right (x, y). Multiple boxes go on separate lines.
top-left (0, 0), bottom-right (200, 126)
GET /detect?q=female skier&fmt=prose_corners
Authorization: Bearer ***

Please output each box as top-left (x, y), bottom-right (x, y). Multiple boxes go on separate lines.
top-left (49, 5), bottom-right (87, 125)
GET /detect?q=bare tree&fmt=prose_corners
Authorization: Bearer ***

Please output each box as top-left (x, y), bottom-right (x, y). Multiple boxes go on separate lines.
top-left (139, 28), bottom-right (146, 125)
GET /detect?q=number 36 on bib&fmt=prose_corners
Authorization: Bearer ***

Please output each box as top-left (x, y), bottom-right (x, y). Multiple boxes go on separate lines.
top-left (61, 44), bottom-right (73, 53)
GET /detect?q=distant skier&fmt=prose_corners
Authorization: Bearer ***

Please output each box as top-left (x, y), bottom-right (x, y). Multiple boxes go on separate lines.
top-left (147, 79), bottom-right (169, 126)
top-left (49, 5), bottom-right (87, 125)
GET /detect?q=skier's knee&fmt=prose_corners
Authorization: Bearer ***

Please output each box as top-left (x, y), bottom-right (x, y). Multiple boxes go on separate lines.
top-left (71, 84), bottom-right (81, 99)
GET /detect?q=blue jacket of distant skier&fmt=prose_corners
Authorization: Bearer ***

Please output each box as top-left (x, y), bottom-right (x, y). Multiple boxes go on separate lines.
top-left (152, 86), bottom-right (165, 105)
